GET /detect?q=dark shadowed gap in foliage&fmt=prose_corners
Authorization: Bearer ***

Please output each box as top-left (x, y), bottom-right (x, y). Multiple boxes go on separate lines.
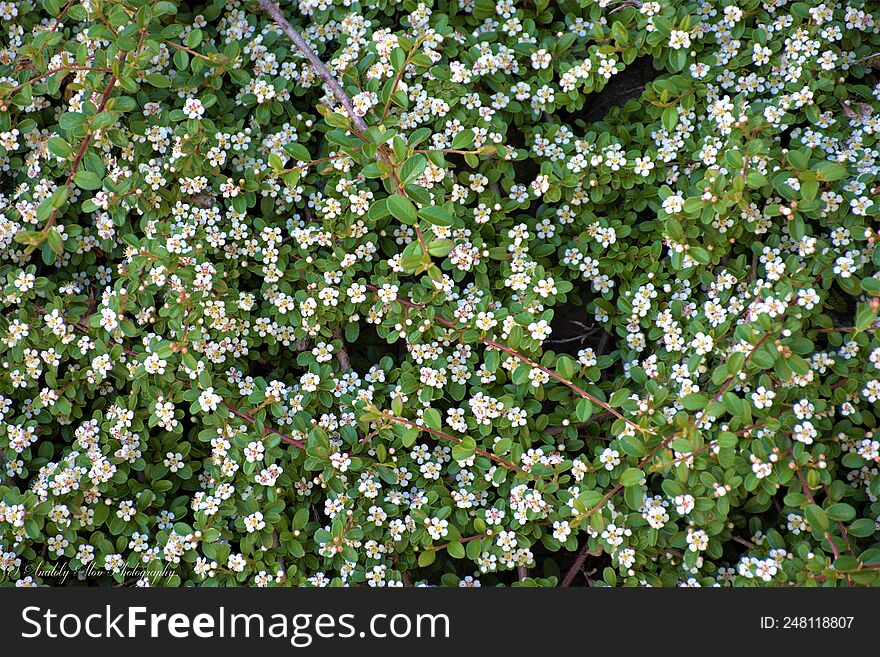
top-left (547, 297), bottom-right (615, 357)
top-left (825, 281), bottom-right (858, 328)
top-left (540, 55), bottom-right (658, 365)
top-left (778, 120), bottom-right (807, 151)
top-left (559, 56), bottom-right (663, 127)
top-left (409, 548), bottom-right (611, 586)
top-left (552, 544), bottom-right (612, 587)
top-left (719, 486), bottom-right (789, 565)
top-left (248, 355), bottom-right (283, 380)
top-left (345, 319), bottom-right (404, 365)
top-left (506, 122), bottom-right (541, 185)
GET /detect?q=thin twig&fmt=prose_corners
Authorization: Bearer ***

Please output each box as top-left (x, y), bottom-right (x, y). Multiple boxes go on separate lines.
top-left (731, 535), bottom-right (757, 549)
top-left (791, 452), bottom-right (852, 587)
top-left (561, 544), bottom-right (602, 587)
top-left (381, 412), bottom-right (527, 475)
top-left (363, 284), bottom-right (645, 434)
top-left (257, 0), bottom-right (368, 133)
top-left (332, 327), bottom-right (351, 372)
top-left (40, 50), bottom-right (127, 235)
top-left (0, 66), bottom-right (111, 97)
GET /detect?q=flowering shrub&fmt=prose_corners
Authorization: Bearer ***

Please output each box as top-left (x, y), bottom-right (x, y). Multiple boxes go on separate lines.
top-left (1, 0), bottom-right (880, 588)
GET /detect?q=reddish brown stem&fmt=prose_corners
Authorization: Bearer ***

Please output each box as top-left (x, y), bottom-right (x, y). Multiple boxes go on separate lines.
top-left (41, 51), bottom-right (127, 234)
top-left (383, 412), bottom-right (527, 475)
top-left (1, 66), bottom-right (111, 97)
top-left (425, 533), bottom-right (487, 552)
top-left (560, 544), bottom-right (602, 587)
top-left (791, 452), bottom-right (852, 587)
top-left (222, 402), bottom-right (305, 449)
top-left (365, 284), bottom-right (643, 433)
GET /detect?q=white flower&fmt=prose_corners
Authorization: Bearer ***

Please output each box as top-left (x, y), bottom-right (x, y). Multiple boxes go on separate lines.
top-left (751, 386), bottom-right (775, 410)
top-left (662, 194), bottom-right (685, 214)
top-left (599, 448), bottom-right (620, 471)
top-left (552, 520), bottom-right (571, 542)
top-left (530, 49), bottom-right (552, 69)
top-left (424, 517), bottom-right (449, 540)
top-left (244, 511), bottom-right (266, 533)
top-left (674, 494), bottom-right (695, 514)
top-left (183, 98), bottom-right (205, 119)
top-left (792, 421), bottom-right (817, 445)
top-left (686, 528), bottom-right (709, 551)
top-left (669, 30), bottom-right (691, 50)
top-left (144, 352), bottom-right (167, 374)
top-left (13, 271), bottom-right (35, 293)
top-left (198, 387), bottom-right (221, 413)
top-left (330, 451), bottom-right (352, 472)
top-left (690, 332), bottom-right (714, 355)
top-left (527, 319), bottom-right (551, 341)
top-left (300, 372), bottom-right (321, 392)
top-left (634, 157), bottom-right (654, 176)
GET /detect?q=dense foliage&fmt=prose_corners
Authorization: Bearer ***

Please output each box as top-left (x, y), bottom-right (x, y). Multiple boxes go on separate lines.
top-left (1, 0), bottom-right (880, 587)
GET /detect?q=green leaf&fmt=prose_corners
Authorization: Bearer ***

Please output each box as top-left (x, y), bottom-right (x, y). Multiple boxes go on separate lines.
top-left (390, 48), bottom-right (406, 73)
top-left (422, 407), bottom-right (441, 430)
top-left (146, 73), bottom-right (171, 88)
top-left (153, 1), bottom-right (178, 16)
top-left (59, 112), bottom-right (86, 132)
top-left (620, 468), bottom-right (643, 487)
top-left (400, 252), bottom-right (428, 273)
top-left (284, 143), bottom-right (311, 162)
top-left (619, 435), bottom-right (645, 458)
top-left (73, 170), bottom-right (103, 190)
top-left (825, 503), bottom-right (855, 522)
top-left (49, 186), bottom-right (69, 208)
top-left (847, 519), bottom-right (876, 537)
top-left (805, 504), bottom-right (830, 534)
top-left (451, 436), bottom-right (476, 462)
top-left (400, 154), bottom-right (427, 184)
top-left (611, 21), bottom-right (630, 46)
top-left (575, 398), bottom-right (593, 422)
top-left (46, 228), bottom-right (64, 255)
top-left (417, 549), bottom-right (436, 567)
top-left (387, 194), bottom-right (417, 225)
top-left (427, 239), bottom-right (454, 257)
top-left (661, 106), bottom-right (678, 132)
top-left (466, 537), bottom-right (482, 561)
top-left (814, 161), bottom-right (848, 182)
top-left (682, 393), bottom-right (708, 411)
top-left (268, 153), bottom-right (285, 170)
top-left (832, 555), bottom-right (861, 573)
top-left (855, 304), bottom-right (876, 332)
top-left (187, 28), bottom-right (203, 48)
top-left (293, 507), bottom-right (309, 529)
top-left (451, 130), bottom-right (474, 150)
top-left (47, 136), bottom-right (72, 159)
top-left (493, 438), bottom-right (511, 455)
top-left (787, 149), bottom-right (809, 171)
top-left (401, 427), bottom-right (419, 448)
top-left (107, 96), bottom-right (136, 113)
top-left (418, 206), bottom-right (454, 227)
top-left (90, 112), bottom-right (117, 131)
top-left (624, 484), bottom-right (644, 510)
top-left (446, 541), bottom-right (465, 559)
top-left (578, 490), bottom-right (604, 508)
top-left (14, 230), bottom-right (46, 247)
